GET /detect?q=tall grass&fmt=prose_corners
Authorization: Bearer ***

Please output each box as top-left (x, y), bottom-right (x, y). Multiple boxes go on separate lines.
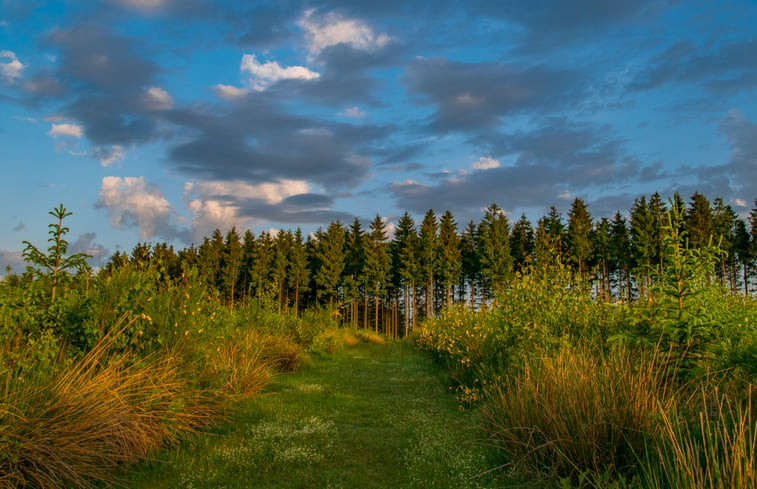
top-left (643, 384), bottom-right (756, 489)
top-left (481, 344), bottom-right (673, 483)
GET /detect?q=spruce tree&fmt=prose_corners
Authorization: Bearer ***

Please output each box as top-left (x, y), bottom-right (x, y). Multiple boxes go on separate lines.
top-left (685, 192), bottom-right (713, 249)
top-left (510, 213), bottom-right (535, 273)
top-left (418, 209), bottom-right (439, 318)
top-left (221, 226), bottom-right (242, 309)
top-left (566, 198), bottom-right (592, 279)
top-left (733, 218), bottom-right (752, 294)
top-left (438, 210), bottom-right (461, 307)
top-left (365, 215), bottom-right (391, 331)
top-left (460, 220), bottom-right (481, 307)
top-left (315, 221), bottom-right (346, 307)
top-left (478, 203), bottom-right (512, 297)
top-left (289, 228), bottom-right (309, 314)
top-left (591, 218), bottom-right (612, 299)
top-left (393, 212), bottom-right (419, 332)
top-left (630, 196), bottom-right (655, 296)
top-left (609, 212), bottom-right (631, 300)
top-left (345, 218), bottom-right (367, 326)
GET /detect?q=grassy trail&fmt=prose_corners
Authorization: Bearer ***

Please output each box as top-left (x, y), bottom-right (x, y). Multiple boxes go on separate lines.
top-left (123, 341), bottom-right (505, 488)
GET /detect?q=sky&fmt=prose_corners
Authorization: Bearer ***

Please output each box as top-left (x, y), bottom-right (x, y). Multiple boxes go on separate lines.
top-left (1, 0), bottom-right (757, 273)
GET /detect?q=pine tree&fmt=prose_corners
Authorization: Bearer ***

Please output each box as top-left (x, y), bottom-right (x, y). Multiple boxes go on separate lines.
top-left (649, 192), bottom-right (668, 270)
top-left (478, 203), bottom-right (512, 297)
top-left (460, 220), bottom-right (481, 307)
top-left (567, 198), bottom-right (592, 279)
top-left (250, 231), bottom-right (274, 300)
top-left (289, 228), bottom-right (309, 314)
top-left (630, 196), bottom-right (655, 297)
top-left (345, 218), bottom-right (367, 326)
top-left (510, 213), bottom-right (535, 273)
top-left (712, 198), bottom-right (737, 291)
top-left (733, 218), bottom-right (752, 295)
top-left (392, 212), bottom-right (419, 333)
top-left (418, 209), bottom-right (438, 318)
top-left (685, 192), bottom-right (713, 249)
top-left (590, 218), bottom-right (612, 299)
top-left (198, 229), bottom-right (224, 290)
top-left (315, 221), bottom-right (346, 307)
top-left (609, 212), bottom-right (631, 300)
top-left (272, 230), bottom-right (291, 311)
top-left (365, 215), bottom-right (391, 331)
top-left (221, 226), bottom-right (242, 309)
top-left (438, 210), bottom-right (461, 307)
top-left (239, 230), bottom-right (256, 300)
top-left (22, 204), bottom-right (91, 301)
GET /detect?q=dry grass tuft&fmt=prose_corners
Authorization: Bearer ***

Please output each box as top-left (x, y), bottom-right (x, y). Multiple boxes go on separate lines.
top-left (482, 344), bottom-right (672, 482)
top-left (356, 330), bottom-right (385, 345)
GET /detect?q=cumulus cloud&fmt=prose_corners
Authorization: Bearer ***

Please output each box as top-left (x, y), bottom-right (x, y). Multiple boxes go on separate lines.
top-left (338, 106), bottom-right (366, 118)
top-left (472, 156), bottom-right (500, 170)
top-left (0, 50), bottom-right (23, 82)
top-left (96, 176), bottom-right (185, 241)
top-left (143, 86), bottom-right (173, 109)
top-left (298, 9), bottom-right (390, 55)
top-left (70, 232), bottom-right (110, 268)
top-left (113, 0), bottom-right (167, 10)
top-left (240, 54), bottom-right (319, 91)
top-left (212, 83), bottom-right (251, 100)
top-left (47, 122), bottom-right (83, 138)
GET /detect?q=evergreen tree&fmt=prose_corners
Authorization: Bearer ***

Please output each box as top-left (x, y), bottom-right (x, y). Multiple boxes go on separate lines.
top-left (590, 218), bottom-right (612, 299)
top-left (315, 221), bottom-right (346, 306)
top-left (460, 220), bottom-right (481, 307)
top-left (712, 198), bottom-right (737, 290)
top-left (345, 218), bottom-right (367, 326)
top-left (630, 196), bottom-right (655, 297)
top-left (198, 229), bottom-right (224, 290)
top-left (733, 218), bottom-right (752, 295)
top-left (289, 228), bottom-right (309, 313)
top-left (510, 213), bottom-right (535, 273)
top-left (239, 230), bottom-right (256, 300)
top-left (438, 210), bottom-right (461, 307)
top-left (392, 212), bottom-right (419, 332)
top-left (685, 192), bottom-right (713, 249)
top-left (478, 203), bottom-right (512, 296)
top-left (566, 198), bottom-right (592, 278)
top-left (365, 215), bottom-right (391, 331)
top-left (418, 209), bottom-right (439, 318)
top-left (649, 192), bottom-right (668, 270)
top-left (221, 226), bottom-right (242, 308)
top-left (609, 212), bottom-right (632, 300)
top-left (272, 230), bottom-right (291, 311)
top-left (250, 231), bottom-right (274, 300)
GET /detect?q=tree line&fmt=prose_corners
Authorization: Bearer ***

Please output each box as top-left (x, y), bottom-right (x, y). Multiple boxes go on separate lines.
top-left (98, 192), bottom-right (757, 336)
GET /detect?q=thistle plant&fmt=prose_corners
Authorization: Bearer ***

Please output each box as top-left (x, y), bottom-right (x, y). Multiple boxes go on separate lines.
top-left (22, 204), bottom-right (91, 301)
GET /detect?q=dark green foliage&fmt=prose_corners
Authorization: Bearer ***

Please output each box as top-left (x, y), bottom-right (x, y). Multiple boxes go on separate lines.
top-left (478, 203), bottom-right (511, 295)
top-left (567, 198), bottom-right (592, 278)
top-left (418, 209), bottom-right (438, 318)
top-left (509, 213), bottom-right (534, 273)
top-left (314, 221), bottom-right (346, 306)
top-left (437, 210), bottom-right (461, 307)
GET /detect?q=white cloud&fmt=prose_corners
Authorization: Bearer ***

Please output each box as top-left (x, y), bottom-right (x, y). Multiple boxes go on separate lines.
top-left (144, 86), bottom-right (173, 109)
top-left (338, 106), bottom-right (366, 118)
top-left (0, 50), bottom-right (23, 82)
top-left (183, 178), bottom-right (310, 241)
top-left (299, 10), bottom-right (390, 55)
top-left (558, 190), bottom-right (573, 200)
top-left (472, 156), bottom-right (500, 170)
top-left (97, 176), bottom-right (178, 240)
top-left (212, 84), bottom-right (251, 100)
top-left (394, 179), bottom-right (419, 186)
top-left (240, 54), bottom-right (319, 91)
top-left (92, 145), bottom-right (126, 167)
top-left (48, 123), bottom-right (83, 138)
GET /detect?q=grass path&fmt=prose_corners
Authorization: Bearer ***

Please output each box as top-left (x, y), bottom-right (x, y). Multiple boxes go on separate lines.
top-left (123, 341), bottom-right (506, 489)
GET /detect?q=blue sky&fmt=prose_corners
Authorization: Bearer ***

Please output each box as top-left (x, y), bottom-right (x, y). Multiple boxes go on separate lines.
top-left (1, 0), bottom-right (756, 272)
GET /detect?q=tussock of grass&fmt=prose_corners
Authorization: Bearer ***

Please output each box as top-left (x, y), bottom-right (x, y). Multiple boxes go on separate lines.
top-left (202, 329), bottom-right (272, 403)
top-left (482, 344), bottom-right (671, 482)
top-left (259, 334), bottom-right (303, 373)
top-left (0, 336), bottom-right (218, 489)
top-left (643, 384), bottom-right (757, 489)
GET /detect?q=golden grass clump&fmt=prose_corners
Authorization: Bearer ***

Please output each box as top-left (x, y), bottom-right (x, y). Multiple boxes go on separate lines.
top-left (202, 329), bottom-right (273, 402)
top-left (643, 384), bottom-right (757, 489)
top-left (0, 339), bottom-right (218, 489)
top-left (482, 344), bottom-right (671, 482)
top-left (259, 334), bottom-right (304, 373)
